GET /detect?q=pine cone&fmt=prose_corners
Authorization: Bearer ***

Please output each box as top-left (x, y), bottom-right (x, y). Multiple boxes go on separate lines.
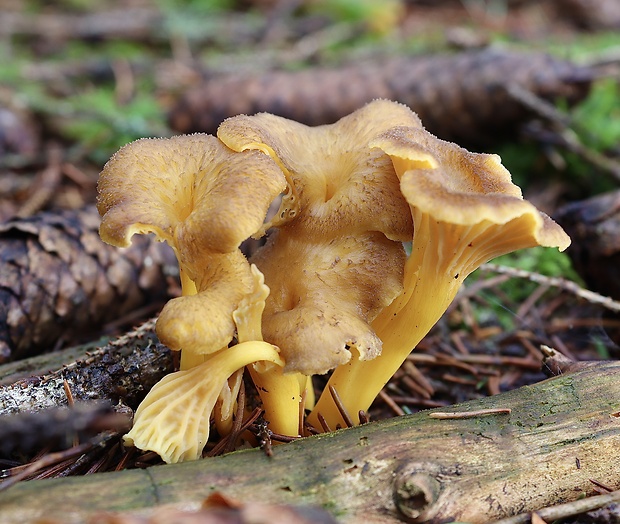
top-left (170, 48), bottom-right (592, 146)
top-left (0, 206), bottom-right (178, 361)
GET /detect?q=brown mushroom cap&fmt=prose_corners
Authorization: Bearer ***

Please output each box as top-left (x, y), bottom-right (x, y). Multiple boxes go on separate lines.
top-left (372, 126), bottom-right (571, 254)
top-left (97, 134), bottom-right (286, 355)
top-left (218, 99), bottom-right (422, 242)
top-left (218, 100), bottom-right (422, 374)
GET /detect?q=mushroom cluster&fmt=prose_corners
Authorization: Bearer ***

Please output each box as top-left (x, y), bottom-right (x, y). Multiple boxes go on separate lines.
top-left (97, 100), bottom-right (570, 463)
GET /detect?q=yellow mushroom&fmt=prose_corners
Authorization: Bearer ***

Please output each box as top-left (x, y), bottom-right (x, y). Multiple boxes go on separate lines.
top-left (123, 340), bottom-right (285, 464)
top-left (124, 264), bottom-right (298, 463)
top-left (308, 125), bottom-right (571, 429)
top-left (97, 133), bottom-right (304, 461)
top-left (218, 99), bottom-right (420, 376)
top-left (99, 101), bottom-right (572, 457)
top-left (97, 134), bottom-right (286, 365)
top-left (250, 228), bottom-right (405, 375)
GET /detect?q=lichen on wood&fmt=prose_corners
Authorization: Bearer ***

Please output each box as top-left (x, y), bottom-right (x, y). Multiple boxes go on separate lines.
top-left (0, 360), bottom-right (618, 524)
top-left (0, 318), bottom-right (173, 416)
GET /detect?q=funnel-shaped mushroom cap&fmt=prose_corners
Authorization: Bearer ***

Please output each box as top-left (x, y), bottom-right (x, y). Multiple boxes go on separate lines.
top-left (218, 99), bottom-right (421, 242)
top-left (97, 134), bottom-right (287, 269)
top-left (308, 125), bottom-right (572, 431)
top-left (97, 134), bottom-right (286, 354)
top-left (372, 126), bottom-right (571, 258)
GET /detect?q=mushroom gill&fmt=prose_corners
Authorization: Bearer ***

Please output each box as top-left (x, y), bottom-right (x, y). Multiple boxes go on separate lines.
top-left (307, 125), bottom-right (570, 430)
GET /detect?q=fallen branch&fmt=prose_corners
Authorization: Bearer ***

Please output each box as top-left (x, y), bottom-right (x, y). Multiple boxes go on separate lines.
top-left (489, 488), bottom-right (620, 524)
top-left (479, 263), bottom-right (620, 312)
top-left (1, 360), bottom-right (618, 523)
top-left (0, 318), bottom-right (173, 416)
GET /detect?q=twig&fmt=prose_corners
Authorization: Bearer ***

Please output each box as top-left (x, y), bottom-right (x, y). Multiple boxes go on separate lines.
top-left (316, 412), bottom-right (332, 433)
top-left (222, 381), bottom-right (247, 455)
top-left (378, 389), bottom-right (405, 417)
top-left (62, 380), bottom-right (79, 448)
top-left (403, 361), bottom-right (435, 397)
top-left (16, 144), bottom-right (63, 218)
top-left (401, 374), bottom-right (432, 400)
top-left (0, 434), bottom-right (112, 492)
top-left (207, 405), bottom-right (263, 458)
top-left (328, 385), bottom-right (355, 428)
top-left (429, 408), bottom-right (511, 419)
top-left (488, 488), bottom-right (620, 524)
top-left (479, 264), bottom-right (620, 313)
top-left (506, 83), bottom-right (572, 126)
top-left (590, 478), bottom-right (614, 493)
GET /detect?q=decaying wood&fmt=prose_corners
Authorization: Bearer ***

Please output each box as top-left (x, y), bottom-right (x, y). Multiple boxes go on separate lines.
top-left (169, 49), bottom-right (592, 145)
top-left (0, 360), bottom-right (618, 524)
top-left (490, 488), bottom-right (620, 524)
top-left (52, 492), bottom-right (341, 524)
top-left (556, 189), bottom-right (620, 301)
top-left (0, 402), bottom-right (129, 457)
top-left (0, 318), bottom-right (173, 416)
top-left (0, 206), bottom-right (178, 362)
top-left (554, 0), bottom-right (620, 29)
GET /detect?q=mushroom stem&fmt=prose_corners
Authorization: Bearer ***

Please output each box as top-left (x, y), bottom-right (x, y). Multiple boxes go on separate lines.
top-left (248, 364), bottom-right (304, 438)
top-left (180, 351), bottom-right (207, 371)
top-left (304, 376), bottom-right (316, 410)
top-left (233, 264), bottom-right (303, 438)
top-left (177, 266), bottom-right (205, 371)
top-left (213, 368), bottom-right (244, 437)
top-left (124, 340), bottom-right (285, 463)
top-left (308, 209), bottom-right (552, 430)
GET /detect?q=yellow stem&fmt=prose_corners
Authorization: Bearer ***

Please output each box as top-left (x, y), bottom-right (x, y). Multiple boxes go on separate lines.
top-left (234, 264), bottom-right (304, 438)
top-left (178, 266), bottom-right (204, 371)
top-left (180, 350), bottom-right (207, 371)
top-left (248, 364), bottom-right (304, 437)
top-left (304, 375), bottom-right (316, 411)
top-left (307, 213), bottom-right (464, 430)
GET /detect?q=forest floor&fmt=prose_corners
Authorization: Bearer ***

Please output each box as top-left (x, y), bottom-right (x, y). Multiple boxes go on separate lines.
top-left (1, 1), bottom-right (620, 522)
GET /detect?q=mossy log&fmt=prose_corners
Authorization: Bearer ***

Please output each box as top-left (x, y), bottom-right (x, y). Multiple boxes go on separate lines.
top-left (1, 361), bottom-right (619, 523)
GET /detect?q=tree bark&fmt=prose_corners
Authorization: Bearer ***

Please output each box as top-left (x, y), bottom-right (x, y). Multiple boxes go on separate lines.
top-left (0, 360), bottom-right (619, 523)
top-left (0, 319), bottom-right (174, 416)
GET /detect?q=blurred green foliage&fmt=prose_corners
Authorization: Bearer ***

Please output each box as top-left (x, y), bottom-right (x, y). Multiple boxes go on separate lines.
top-left (499, 77), bottom-right (620, 199)
top-left (492, 246), bottom-right (580, 282)
top-left (61, 89), bottom-right (168, 165)
top-left (486, 29), bottom-right (620, 199)
top-left (573, 79), bottom-right (620, 151)
top-left (308, 0), bottom-right (403, 35)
